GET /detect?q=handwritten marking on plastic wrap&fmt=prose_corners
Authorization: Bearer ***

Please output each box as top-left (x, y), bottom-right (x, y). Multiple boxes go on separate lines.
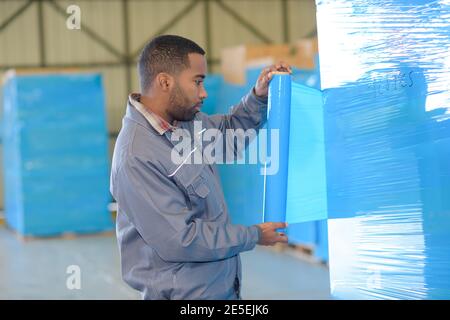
top-left (369, 70), bottom-right (415, 98)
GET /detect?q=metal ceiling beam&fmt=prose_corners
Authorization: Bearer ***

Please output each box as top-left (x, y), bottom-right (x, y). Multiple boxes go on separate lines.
top-left (0, 0), bottom-right (33, 33)
top-left (122, 0), bottom-right (133, 94)
top-left (0, 61), bottom-right (125, 71)
top-left (47, 0), bottom-right (126, 61)
top-left (37, 0), bottom-right (46, 66)
top-left (204, 0), bottom-right (212, 57)
top-left (281, 0), bottom-right (290, 43)
top-left (215, 0), bottom-right (273, 44)
top-left (131, 0), bottom-right (200, 59)
top-left (1, 0), bottom-right (279, 71)
top-left (0, 58), bottom-right (221, 72)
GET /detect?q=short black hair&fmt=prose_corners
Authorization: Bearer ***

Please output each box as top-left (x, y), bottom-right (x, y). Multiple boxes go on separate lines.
top-left (138, 35), bottom-right (205, 92)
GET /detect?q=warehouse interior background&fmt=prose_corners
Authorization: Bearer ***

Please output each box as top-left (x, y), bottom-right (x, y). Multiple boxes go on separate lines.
top-left (1, 0), bottom-right (449, 300)
top-left (0, 0), bottom-right (330, 300)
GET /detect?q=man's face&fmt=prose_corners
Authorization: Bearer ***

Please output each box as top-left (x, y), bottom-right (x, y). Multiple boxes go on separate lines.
top-left (168, 53), bottom-right (208, 122)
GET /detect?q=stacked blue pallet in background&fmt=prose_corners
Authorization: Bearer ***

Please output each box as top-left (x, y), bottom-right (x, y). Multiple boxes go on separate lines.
top-left (2, 71), bottom-right (113, 236)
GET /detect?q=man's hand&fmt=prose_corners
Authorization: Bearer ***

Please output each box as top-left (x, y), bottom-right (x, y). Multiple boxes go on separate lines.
top-left (254, 62), bottom-right (292, 98)
top-left (255, 222), bottom-right (289, 246)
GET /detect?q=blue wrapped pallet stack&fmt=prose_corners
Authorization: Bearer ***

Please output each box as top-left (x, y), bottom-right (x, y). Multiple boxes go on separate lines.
top-left (315, 0), bottom-right (450, 299)
top-left (2, 71), bottom-right (113, 237)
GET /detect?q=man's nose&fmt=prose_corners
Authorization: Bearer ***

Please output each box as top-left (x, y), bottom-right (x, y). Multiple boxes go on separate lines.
top-left (200, 87), bottom-right (208, 100)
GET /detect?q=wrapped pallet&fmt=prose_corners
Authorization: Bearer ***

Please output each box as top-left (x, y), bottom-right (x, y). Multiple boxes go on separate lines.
top-left (315, 0), bottom-right (450, 299)
top-left (2, 70), bottom-right (113, 237)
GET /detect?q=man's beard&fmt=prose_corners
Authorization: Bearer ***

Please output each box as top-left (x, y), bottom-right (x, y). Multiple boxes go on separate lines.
top-left (168, 83), bottom-right (198, 122)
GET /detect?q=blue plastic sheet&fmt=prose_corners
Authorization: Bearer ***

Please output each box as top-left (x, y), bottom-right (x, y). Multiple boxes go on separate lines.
top-left (2, 72), bottom-right (113, 236)
top-left (203, 68), bottom-right (329, 261)
top-left (286, 83), bottom-right (328, 223)
top-left (263, 73), bottom-right (291, 224)
top-left (316, 0), bottom-right (450, 299)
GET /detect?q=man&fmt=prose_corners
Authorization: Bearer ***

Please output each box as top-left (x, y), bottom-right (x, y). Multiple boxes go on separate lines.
top-left (110, 35), bottom-right (290, 300)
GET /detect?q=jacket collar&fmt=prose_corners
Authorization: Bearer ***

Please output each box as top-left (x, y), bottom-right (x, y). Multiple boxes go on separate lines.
top-left (127, 93), bottom-right (178, 135)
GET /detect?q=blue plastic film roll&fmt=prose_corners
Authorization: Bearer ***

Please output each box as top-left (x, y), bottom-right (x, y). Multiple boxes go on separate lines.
top-left (263, 72), bottom-right (292, 223)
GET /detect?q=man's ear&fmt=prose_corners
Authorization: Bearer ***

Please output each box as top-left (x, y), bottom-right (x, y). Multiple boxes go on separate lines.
top-left (156, 73), bottom-right (173, 92)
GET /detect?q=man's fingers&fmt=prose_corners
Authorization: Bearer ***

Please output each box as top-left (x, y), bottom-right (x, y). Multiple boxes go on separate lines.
top-left (277, 234), bottom-right (289, 243)
top-left (273, 62), bottom-right (292, 74)
top-left (267, 65), bottom-right (280, 74)
top-left (271, 222), bottom-right (288, 229)
top-left (260, 68), bottom-right (272, 81)
top-left (261, 63), bottom-right (291, 80)
top-left (280, 62), bottom-right (292, 73)
top-left (257, 63), bottom-right (292, 94)
top-left (265, 66), bottom-right (276, 74)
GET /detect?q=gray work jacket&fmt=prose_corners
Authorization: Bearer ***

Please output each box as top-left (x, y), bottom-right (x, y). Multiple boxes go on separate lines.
top-left (110, 89), bottom-right (267, 299)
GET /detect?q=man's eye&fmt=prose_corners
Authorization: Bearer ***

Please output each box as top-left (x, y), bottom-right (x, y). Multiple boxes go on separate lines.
top-left (195, 80), bottom-right (203, 85)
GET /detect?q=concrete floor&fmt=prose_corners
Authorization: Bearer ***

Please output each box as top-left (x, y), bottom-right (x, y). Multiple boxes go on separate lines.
top-left (0, 226), bottom-right (330, 300)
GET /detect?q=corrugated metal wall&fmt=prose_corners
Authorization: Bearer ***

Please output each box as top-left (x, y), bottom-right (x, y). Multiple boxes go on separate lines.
top-left (0, 0), bottom-right (317, 209)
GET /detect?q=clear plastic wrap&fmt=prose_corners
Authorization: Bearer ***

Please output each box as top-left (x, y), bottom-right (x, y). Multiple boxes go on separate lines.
top-left (316, 0), bottom-right (450, 299)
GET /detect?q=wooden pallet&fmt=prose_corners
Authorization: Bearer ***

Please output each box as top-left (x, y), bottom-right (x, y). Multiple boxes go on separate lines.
top-left (265, 242), bottom-right (314, 256)
top-left (288, 243), bottom-right (314, 256)
top-left (285, 243), bottom-right (327, 265)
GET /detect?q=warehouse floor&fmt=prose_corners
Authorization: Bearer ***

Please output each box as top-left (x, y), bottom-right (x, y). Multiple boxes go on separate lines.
top-left (0, 226), bottom-right (330, 300)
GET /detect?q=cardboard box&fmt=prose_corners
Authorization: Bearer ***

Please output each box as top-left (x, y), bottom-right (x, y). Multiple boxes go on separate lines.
top-left (221, 38), bottom-right (318, 84)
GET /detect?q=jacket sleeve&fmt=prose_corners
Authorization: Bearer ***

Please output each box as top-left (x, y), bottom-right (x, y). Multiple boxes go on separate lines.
top-left (114, 155), bottom-right (260, 263)
top-left (197, 88), bottom-right (268, 161)
top-left (200, 87), bottom-right (268, 133)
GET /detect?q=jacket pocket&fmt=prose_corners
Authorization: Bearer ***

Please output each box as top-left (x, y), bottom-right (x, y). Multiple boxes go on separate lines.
top-left (174, 164), bottom-right (224, 221)
top-left (189, 170), bottom-right (224, 221)
top-left (190, 174), bottom-right (210, 198)
top-left (198, 170), bottom-right (224, 221)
